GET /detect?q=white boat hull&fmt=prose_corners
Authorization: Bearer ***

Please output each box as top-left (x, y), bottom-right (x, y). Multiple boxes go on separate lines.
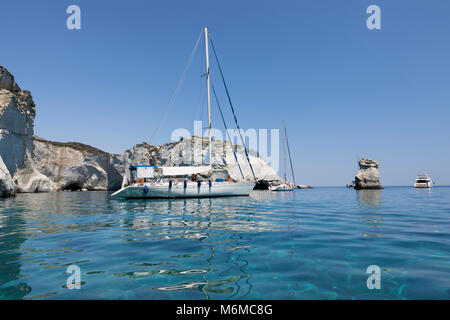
top-left (111, 181), bottom-right (255, 199)
top-left (414, 174), bottom-right (433, 188)
top-left (414, 182), bottom-right (432, 188)
top-left (269, 183), bottom-right (294, 191)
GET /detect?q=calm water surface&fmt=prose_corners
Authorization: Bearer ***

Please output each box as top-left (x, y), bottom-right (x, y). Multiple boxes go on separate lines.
top-left (1, 187), bottom-right (449, 299)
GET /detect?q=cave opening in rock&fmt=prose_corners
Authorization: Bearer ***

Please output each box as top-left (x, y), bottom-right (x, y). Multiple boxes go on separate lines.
top-left (62, 182), bottom-right (83, 191)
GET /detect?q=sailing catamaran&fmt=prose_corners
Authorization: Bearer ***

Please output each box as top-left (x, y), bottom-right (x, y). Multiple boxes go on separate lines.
top-left (112, 27), bottom-right (256, 199)
top-left (269, 121), bottom-right (296, 191)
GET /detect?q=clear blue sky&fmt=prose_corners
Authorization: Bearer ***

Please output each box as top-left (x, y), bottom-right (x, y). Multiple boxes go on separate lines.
top-left (2, 0), bottom-right (449, 186)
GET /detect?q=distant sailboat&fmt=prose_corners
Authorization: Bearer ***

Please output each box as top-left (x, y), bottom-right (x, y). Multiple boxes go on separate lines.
top-left (269, 121), bottom-right (295, 191)
top-left (112, 27), bottom-right (255, 199)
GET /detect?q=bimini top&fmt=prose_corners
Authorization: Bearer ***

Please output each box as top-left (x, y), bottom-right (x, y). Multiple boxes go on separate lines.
top-left (134, 165), bottom-right (212, 179)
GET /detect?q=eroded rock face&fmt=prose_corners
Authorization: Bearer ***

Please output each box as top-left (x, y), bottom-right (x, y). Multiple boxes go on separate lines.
top-left (0, 66), bottom-right (36, 196)
top-left (355, 158), bottom-right (383, 190)
top-left (14, 137), bottom-right (124, 192)
top-left (122, 136), bottom-right (281, 186)
top-left (0, 156), bottom-right (15, 196)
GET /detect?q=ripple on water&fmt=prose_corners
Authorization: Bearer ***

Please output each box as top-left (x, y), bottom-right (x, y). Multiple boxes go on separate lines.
top-left (0, 188), bottom-right (450, 299)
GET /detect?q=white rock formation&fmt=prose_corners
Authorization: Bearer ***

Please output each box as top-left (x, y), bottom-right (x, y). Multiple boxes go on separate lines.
top-left (14, 137), bottom-right (124, 191)
top-left (13, 148), bottom-right (52, 193)
top-left (0, 156), bottom-right (15, 196)
top-left (0, 66), bottom-right (35, 196)
top-left (122, 136), bottom-right (281, 185)
top-left (354, 158), bottom-right (383, 190)
top-left (1, 66), bottom-right (124, 194)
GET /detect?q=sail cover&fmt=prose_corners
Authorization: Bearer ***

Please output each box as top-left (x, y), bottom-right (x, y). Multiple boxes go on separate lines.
top-left (136, 166), bottom-right (155, 178)
top-left (161, 166), bottom-right (211, 176)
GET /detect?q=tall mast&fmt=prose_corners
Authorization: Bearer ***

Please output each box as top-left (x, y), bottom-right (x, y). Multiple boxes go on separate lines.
top-left (284, 121), bottom-right (296, 185)
top-left (282, 121), bottom-right (287, 182)
top-left (204, 27), bottom-right (212, 165)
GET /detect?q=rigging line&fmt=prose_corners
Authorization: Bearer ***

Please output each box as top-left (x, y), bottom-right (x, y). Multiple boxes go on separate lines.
top-left (283, 122), bottom-right (296, 185)
top-left (212, 83), bottom-right (245, 180)
top-left (209, 36), bottom-right (257, 181)
top-left (193, 81), bottom-right (206, 124)
top-left (150, 29), bottom-right (203, 144)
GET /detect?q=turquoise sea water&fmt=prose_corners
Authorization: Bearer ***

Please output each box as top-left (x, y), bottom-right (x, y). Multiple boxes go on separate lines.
top-left (1, 187), bottom-right (449, 300)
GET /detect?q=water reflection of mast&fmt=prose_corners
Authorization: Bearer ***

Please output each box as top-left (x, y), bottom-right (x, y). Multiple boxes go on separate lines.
top-left (227, 217), bottom-right (252, 299)
top-left (199, 198), bottom-right (214, 300)
top-left (198, 198), bottom-right (254, 299)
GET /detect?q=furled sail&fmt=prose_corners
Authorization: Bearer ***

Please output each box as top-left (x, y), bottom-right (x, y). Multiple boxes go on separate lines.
top-left (161, 166), bottom-right (211, 177)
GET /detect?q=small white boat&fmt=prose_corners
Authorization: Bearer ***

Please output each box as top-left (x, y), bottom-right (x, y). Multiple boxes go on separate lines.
top-left (414, 174), bottom-right (433, 188)
top-left (269, 121), bottom-right (296, 192)
top-left (268, 183), bottom-right (294, 191)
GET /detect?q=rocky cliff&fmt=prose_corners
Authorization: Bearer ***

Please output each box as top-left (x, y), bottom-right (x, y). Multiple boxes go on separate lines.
top-left (0, 66), bottom-right (35, 196)
top-left (354, 158), bottom-right (383, 190)
top-left (0, 156), bottom-right (15, 196)
top-left (0, 66), bottom-right (124, 195)
top-left (122, 136), bottom-right (281, 186)
top-left (14, 137), bottom-right (124, 192)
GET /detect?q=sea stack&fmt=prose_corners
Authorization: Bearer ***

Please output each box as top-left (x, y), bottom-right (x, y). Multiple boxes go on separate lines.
top-left (354, 158), bottom-right (383, 190)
